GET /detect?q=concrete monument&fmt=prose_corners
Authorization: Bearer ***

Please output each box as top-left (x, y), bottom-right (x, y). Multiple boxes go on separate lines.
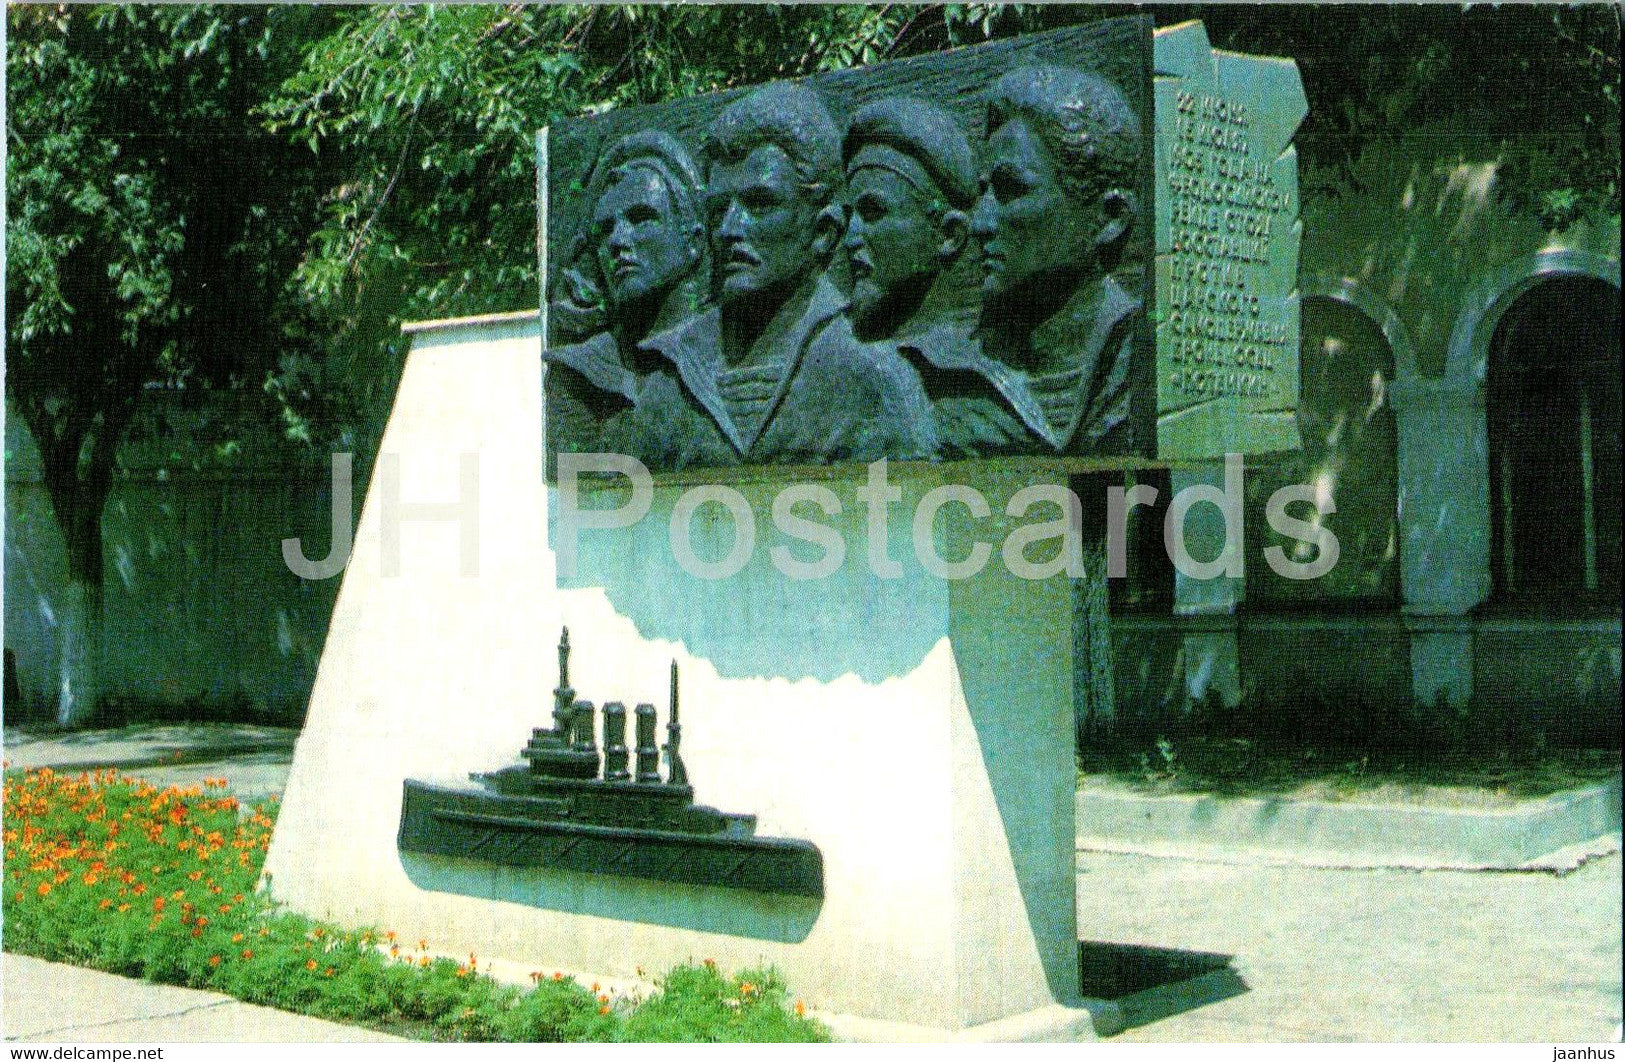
top-left (267, 17), bottom-right (1309, 1043)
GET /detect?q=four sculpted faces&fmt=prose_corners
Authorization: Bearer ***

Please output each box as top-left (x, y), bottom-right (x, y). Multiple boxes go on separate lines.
top-left (547, 64), bottom-right (1145, 468)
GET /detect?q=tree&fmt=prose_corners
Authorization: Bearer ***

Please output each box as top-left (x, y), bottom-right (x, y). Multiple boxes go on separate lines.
top-left (256, 5), bottom-right (1038, 387)
top-left (1153, 4), bottom-right (1620, 225)
top-left (5, 5), bottom-right (330, 725)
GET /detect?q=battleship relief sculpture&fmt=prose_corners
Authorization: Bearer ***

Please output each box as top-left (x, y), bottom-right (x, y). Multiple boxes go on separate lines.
top-left (544, 22), bottom-right (1155, 472)
top-left (399, 629), bottom-right (825, 897)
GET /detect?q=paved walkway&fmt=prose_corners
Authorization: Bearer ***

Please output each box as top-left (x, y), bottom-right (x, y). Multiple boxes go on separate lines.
top-left (4, 724), bottom-right (1621, 1043)
top-left (1, 954), bottom-right (404, 1043)
top-left (1078, 849), bottom-right (1622, 1042)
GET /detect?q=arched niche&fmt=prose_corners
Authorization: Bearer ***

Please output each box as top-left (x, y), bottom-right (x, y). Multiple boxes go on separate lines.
top-left (1245, 281), bottom-right (1403, 608)
top-left (1447, 249), bottom-right (1621, 389)
top-left (1484, 274), bottom-right (1621, 607)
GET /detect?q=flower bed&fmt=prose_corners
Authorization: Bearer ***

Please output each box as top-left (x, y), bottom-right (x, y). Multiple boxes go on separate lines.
top-left (2, 766), bottom-right (826, 1042)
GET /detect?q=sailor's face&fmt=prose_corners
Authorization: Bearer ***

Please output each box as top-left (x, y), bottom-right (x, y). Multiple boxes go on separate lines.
top-left (844, 164), bottom-right (941, 334)
top-left (707, 145), bottom-right (819, 306)
top-left (970, 117), bottom-right (1093, 299)
top-left (591, 167), bottom-right (696, 308)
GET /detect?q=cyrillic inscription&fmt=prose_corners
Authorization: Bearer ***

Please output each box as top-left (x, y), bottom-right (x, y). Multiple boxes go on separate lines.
top-left (1154, 21), bottom-right (1308, 459)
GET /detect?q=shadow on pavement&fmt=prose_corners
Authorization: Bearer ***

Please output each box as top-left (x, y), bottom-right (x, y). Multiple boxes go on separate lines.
top-left (1079, 940), bottom-right (1248, 1034)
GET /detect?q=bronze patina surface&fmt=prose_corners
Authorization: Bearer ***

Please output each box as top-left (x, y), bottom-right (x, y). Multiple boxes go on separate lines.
top-left (398, 632), bottom-right (825, 898)
top-left (543, 18), bottom-right (1168, 472)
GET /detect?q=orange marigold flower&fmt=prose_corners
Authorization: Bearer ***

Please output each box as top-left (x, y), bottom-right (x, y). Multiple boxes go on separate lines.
top-left (36, 882), bottom-right (50, 897)
top-left (599, 1006), bottom-right (610, 1016)
top-left (191, 927), bottom-right (203, 938)
top-left (117, 903), bottom-right (131, 913)
top-left (99, 898), bottom-right (113, 910)
top-left (323, 967), bottom-right (335, 978)
top-left (418, 956), bottom-right (430, 968)
top-left (171, 890), bottom-right (185, 901)
top-left (188, 870), bottom-right (203, 881)
top-left (241, 950), bottom-right (254, 960)
top-left (306, 960), bottom-right (319, 971)
top-left (219, 904), bottom-right (232, 914)
top-left (794, 1000), bottom-right (806, 1018)
top-left (597, 994), bottom-right (609, 1006)
top-left (232, 933), bottom-right (245, 944)
top-left (209, 955), bottom-right (222, 967)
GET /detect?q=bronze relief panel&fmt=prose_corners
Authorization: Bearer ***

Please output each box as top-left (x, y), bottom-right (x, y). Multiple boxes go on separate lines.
top-left (543, 18), bottom-right (1156, 474)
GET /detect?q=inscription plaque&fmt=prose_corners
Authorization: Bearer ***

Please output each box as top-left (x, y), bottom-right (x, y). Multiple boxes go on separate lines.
top-left (1152, 20), bottom-right (1306, 460)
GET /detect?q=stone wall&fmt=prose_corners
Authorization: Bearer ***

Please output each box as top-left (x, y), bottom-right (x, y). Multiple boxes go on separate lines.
top-left (3, 393), bottom-right (353, 723)
top-left (1087, 114), bottom-right (1621, 740)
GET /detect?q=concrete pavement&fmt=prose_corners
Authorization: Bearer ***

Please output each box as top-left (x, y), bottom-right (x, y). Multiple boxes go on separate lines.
top-left (3, 723), bottom-right (296, 804)
top-left (1, 954), bottom-right (404, 1043)
top-left (4, 723), bottom-right (1621, 1043)
top-left (1076, 848), bottom-right (1622, 1041)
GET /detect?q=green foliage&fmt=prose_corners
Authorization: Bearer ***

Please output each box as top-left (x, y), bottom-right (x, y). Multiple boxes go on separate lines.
top-left (4, 4), bottom-right (338, 643)
top-left (7, 6), bottom-right (327, 391)
top-left (2, 766), bottom-right (827, 1042)
top-left (1163, 5), bottom-right (1621, 225)
top-left (620, 961), bottom-right (826, 1043)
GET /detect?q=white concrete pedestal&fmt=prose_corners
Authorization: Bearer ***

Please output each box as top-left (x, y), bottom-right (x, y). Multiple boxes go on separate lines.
top-left (264, 315), bottom-right (1100, 1038)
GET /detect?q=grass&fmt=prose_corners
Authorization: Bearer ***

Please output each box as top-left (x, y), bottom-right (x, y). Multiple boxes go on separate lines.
top-left (2, 766), bottom-right (828, 1042)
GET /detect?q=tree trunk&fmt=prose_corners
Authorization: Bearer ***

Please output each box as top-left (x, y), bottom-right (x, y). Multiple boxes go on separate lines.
top-left (1073, 474), bottom-right (1118, 748)
top-left (1075, 538), bottom-right (1117, 743)
top-left (25, 406), bottom-right (121, 730)
top-left (56, 577), bottom-right (104, 728)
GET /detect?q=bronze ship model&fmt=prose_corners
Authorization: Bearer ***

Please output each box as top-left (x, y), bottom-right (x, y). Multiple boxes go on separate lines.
top-left (398, 629), bottom-right (823, 897)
